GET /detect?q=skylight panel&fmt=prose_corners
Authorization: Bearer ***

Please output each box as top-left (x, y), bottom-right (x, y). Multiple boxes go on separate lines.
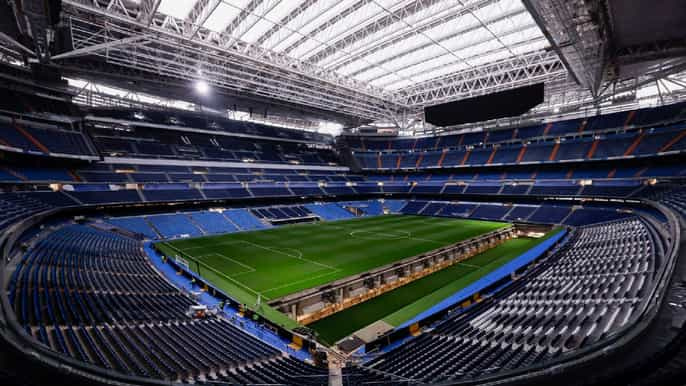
top-left (349, 11), bottom-right (538, 83)
top-left (472, 0), bottom-right (522, 21)
top-left (379, 60), bottom-right (472, 89)
top-left (240, 1), bottom-right (302, 43)
top-left (290, 0), bottom-right (395, 60)
top-left (267, 0), bottom-right (356, 52)
top-left (157, 0), bottom-right (197, 19)
top-left (318, 0), bottom-right (461, 68)
top-left (203, 0), bottom-right (252, 33)
top-left (337, 9), bottom-right (506, 79)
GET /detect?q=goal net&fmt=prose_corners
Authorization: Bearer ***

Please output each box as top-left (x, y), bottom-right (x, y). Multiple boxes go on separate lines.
top-left (175, 255), bottom-right (190, 270)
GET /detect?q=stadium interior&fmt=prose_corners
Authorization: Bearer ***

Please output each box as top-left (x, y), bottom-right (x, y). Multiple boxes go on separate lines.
top-left (1, 0), bottom-right (686, 385)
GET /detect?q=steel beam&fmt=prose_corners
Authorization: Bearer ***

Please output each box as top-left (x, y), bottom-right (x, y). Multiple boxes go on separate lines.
top-left (282, 0), bottom-right (375, 56)
top-left (399, 50), bottom-right (566, 106)
top-left (522, 0), bottom-right (607, 96)
top-left (137, 0), bottom-right (162, 27)
top-left (185, 0), bottom-right (222, 38)
top-left (306, 0), bottom-right (447, 65)
top-left (254, 0), bottom-right (319, 46)
top-left (336, 5), bottom-right (526, 76)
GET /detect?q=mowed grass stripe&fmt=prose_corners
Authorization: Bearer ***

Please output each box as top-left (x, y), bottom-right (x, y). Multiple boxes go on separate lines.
top-left (159, 215), bottom-right (508, 330)
top-left (308, 229), bottom-right (561, 345)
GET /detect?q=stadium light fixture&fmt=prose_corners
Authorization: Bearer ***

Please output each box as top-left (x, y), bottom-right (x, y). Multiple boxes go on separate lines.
top-left (195, 79), bottom-right (210, 95)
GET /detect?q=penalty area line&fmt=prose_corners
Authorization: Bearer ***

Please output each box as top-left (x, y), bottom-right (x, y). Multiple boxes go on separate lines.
top-left (198, 253), bottom-right (256, 275)
top-left (194, 260), bottom-right (271, 301)
top-left (261, 268), bottom-right (342, 296)
top-left (237, 240), bottom-right (337, 271)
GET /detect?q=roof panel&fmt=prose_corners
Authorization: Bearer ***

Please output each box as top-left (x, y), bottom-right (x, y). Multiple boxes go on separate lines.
top-left (353, 18), bottom-right (502, 81)
top-left (316, 0), bottom-right (462, 68)
top-left (203, 0), bottom-right (252, 33)
top-left (289, 1), bottom-right (393, 59)
top-left (158, 0), bottom-right (197, 19)
top-left (267, 0), bottom-right (357, 52)
top-left (152, 0), bottom-right (553, 98)
top-left (334, 2), bottom-right (534, 82)
top-left (240, 1), bottom-right (303, 43)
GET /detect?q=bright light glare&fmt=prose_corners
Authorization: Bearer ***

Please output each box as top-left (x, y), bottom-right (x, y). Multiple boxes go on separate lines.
top-left (195, 80), bottom-right (210, 95)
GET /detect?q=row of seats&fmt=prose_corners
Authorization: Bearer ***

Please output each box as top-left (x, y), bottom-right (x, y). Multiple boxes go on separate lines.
top-left (90, 124), bottom-right (337, 166)
top-left (0, 164), bottom-right (360, 184)
top-left (0, 193), bottom-right (53, 231)
top-left (366, 164), bottom-right (683, 181)
top-left (0, 124), bottom-right (94, 157)
top-left (367, 218), bottom-right (658, 382)
top-left (346, 101), bottom-right (686, 151)
top-left (89, 107), bottom-right (331, 145)
top-left (0, 157), bottom-right (682, 189)
top-left (107, 209), bottom-right (267, 239)
top-left (251, 206), bottom-right (312, 221)
top-left (0, 177), bottom-right (666, 227)
top-left (400, 200), bottom-right (632, 226)
top-left (106, 200), bottom-right (403, 240)
top-left (354, 126), bottom-right (686, 170)
top-left (358, 179), bottom-right (652, 198)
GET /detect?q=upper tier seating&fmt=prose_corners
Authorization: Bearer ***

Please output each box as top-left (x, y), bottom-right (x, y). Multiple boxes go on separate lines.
top-left (350, 102), bottom-right (686, 171)
top-left (399, 200), bottom-right (630, 226)
top-left (347, 101), bottom-right (686, 152)
top-left (89, 124), bottom-right (337, 166)
top-left (0, 123), bottom-right (94, 157)
top-left (367, 218), bottom-right (658, 383)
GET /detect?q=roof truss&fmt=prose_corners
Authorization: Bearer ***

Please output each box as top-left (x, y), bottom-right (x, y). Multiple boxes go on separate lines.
top-left (54, 0), bottom-right (637, 123)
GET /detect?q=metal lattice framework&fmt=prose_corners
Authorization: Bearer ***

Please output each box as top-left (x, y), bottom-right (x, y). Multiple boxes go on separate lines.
top-left (52, 0), bottom-right (575, 121)
top-left (0, 0), bottom-right (675, 125)
top-left (522, 0), bottom-right (607, 96)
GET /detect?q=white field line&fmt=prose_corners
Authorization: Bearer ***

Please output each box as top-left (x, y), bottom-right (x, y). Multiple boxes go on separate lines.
top-left (194, 258), bottom-right (271, 301)
top-left (406, 236), bottom-right (446, 245)
top-left (180, 239), bottom-right (245, 252)
top-left (199, 253), bottom-right (256, 274)
top-left (349, 229), bottom-right (411, 239)
top-left (457, 262), bottom-right (482, 269)
top-left (236, 239), bottom-right (338, 271)
top-left (261, 268), bottom-right (342, 296)
top-left (349, 229), bottom-right (445, 245)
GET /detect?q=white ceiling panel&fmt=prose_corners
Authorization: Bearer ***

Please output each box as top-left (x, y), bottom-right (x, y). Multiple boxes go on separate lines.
top-left (151, 0), bottom-right (552, 94)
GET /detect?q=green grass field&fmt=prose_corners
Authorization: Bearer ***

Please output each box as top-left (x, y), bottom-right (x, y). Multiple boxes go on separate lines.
top-left (308, 229), bottom-right (561, 344)
top-left (156, 215), bottom-right (507, 328)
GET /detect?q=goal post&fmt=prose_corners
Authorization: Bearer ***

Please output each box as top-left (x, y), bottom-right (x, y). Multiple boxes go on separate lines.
top-left (175, 255), bottom-right (190, 270)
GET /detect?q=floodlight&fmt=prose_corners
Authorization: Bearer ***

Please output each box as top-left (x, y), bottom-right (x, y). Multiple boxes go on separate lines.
top-left (195, 79), bottom-right (210, 95)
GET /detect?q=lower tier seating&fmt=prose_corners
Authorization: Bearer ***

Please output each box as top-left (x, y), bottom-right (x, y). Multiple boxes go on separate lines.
top-left (9, 224), bottom-right (397, 384)
top-left (367, 218), bottom-right (658, 383)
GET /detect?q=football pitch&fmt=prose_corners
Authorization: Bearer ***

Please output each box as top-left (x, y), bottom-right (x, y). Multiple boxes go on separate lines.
top-left (156, 215), bottom-right (507, 327)
top-left (309, 230), bottom-right (561, 344)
